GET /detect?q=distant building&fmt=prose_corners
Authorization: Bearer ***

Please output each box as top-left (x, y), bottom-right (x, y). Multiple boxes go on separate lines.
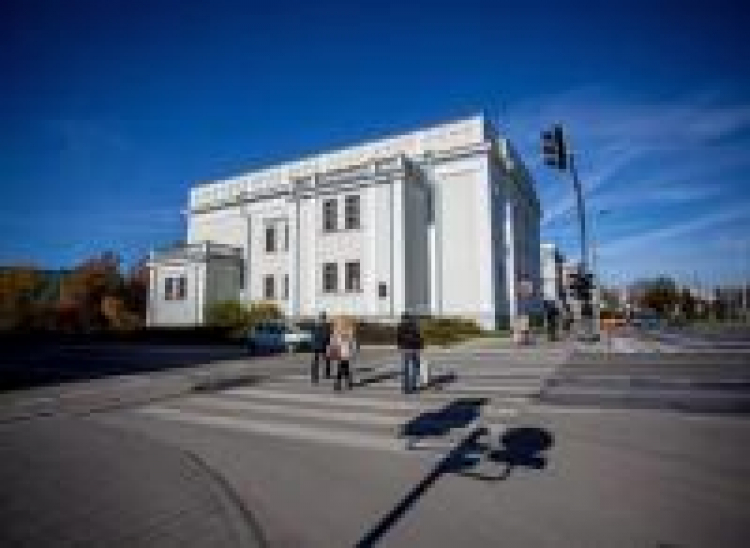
top-left (540, 243), bottom-right (566, 310)
top-left (147, 114), bottom-right (541, 330)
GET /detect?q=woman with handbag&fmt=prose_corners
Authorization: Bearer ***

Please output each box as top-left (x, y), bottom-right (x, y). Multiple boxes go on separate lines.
top-left (328, 316), bottom-right (357, 392)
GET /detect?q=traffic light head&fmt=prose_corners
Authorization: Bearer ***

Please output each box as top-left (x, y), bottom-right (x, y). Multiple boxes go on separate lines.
top-left (541, 124), bottom-right (567, 170)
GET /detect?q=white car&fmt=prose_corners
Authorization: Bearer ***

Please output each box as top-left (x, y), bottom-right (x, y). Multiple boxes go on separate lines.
top-left (247, 322), bottom-right (312, 354)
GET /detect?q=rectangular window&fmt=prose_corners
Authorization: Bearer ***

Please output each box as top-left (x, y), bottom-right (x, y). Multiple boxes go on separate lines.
top-left (345, 261), bottom-right (361, 293)
top-left (176, 276), bottom-right (187, 300)
top-left (323, 199), bottom-right (337, 232)
top-left (165, 276), bottom-right (187, 301)
top-left (283, 274), bottom-right (289, 300)
top-left (344, 195), bottom-right (360, 230)
top-left (265, 225), bottom-right (276, 253)
top-left (164, 278), bottom-right (174, 301)
top-left (378, 282), bottom-right (387, 299)
top-left (322, 263), bottom-right (338, 294)
top-left (283, 223), bottom-right (289, 251)
top-left (264, 275), bottom-right (275, 300)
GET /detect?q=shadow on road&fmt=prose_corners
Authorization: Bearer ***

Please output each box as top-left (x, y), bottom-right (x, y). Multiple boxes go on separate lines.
top-left (356, 399), bottom-right (554, 547)
top-left (0, 341), bottom-right (252, 392)
top-left (353, 370), bottom-right (401, 388)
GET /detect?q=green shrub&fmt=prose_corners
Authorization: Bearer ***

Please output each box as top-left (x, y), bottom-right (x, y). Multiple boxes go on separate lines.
top-left (206, 300), bottom-right (284, 337)
top-left (205, 300), bottom-right (253, 336)
top-left (247, 301), bottom-right (283, 324)
top-left (419, 317), bottom-right (482, 346)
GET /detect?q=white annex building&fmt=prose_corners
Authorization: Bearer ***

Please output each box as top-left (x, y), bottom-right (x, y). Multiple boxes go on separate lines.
top-left (147, 114), bottom-right (541, 330)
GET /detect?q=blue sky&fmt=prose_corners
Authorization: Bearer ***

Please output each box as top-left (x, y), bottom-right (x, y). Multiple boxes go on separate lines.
top-left (2, 0), bottom-right (749, 285)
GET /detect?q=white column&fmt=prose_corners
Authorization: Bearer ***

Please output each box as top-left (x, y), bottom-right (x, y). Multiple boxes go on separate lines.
top-left (391, 176), bottom-right (406, 317)
top-left (428, 158), bottom-right (442, 316)
top-left (243, 214), bottom-right (252, 304)
top-left (288, 192), bottom-right (299, 317)
top-left (505, 198), bottom-right (517, 323)
top-left (309, 175), bottom-right (319, 315)
top-left (147, 259), bottom-right (157, 326)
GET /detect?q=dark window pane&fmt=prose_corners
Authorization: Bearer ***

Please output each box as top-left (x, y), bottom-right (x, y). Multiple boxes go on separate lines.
top-left (265, 226), bottom-right (276, 253)
top-left (378, 282), bottom-right (387, 299)
top-left (323, 199), bottom-right (337, 232)
top-left (264, 275), bottom-right (275, 299)
top-left (345, 195), bottom-right (360, 229)
top-left (345, 261), bottom-right (361, 292)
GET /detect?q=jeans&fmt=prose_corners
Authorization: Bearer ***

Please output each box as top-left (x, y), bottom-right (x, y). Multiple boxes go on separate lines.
top-left (311, 351), bottom-right (330, 383)
top-left (401, 350), bottom-right (420, 394)
top-left (335, 360), bottom-right (353, 391)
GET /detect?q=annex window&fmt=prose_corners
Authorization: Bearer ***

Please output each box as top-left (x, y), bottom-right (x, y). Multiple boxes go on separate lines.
top-left (265, 225), bottom-right (276, 253)
top-left (264, 275), bottom-right (275, 300)
top-left (323, 199), bottom-right (337, 232)
top-left (322, 263), bottom-right (338, 294)
top-left (164, 276), bottom-right (187, 301)
top-left (177, 276), bottom-right (187, 300)
top-left (345, 261), bottom-right (361, 293)
top-left (344, 195), bottom-right (360, 230)
top-left (283, 274), bottom-right (289, 300)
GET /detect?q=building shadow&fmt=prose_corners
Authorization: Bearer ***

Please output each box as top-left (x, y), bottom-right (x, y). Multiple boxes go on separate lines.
top-left (0, 339), bottom-right (252, 392)
top-left (356, 402), bottom-right (554, 547)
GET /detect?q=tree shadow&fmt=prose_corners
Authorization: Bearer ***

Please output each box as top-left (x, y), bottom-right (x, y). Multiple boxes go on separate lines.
top-left (357, 404), bottom-right (554, 547)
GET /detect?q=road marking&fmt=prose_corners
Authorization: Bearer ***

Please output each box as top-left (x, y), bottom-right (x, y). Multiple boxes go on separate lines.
top-left (136, 406), bottom-right (511, 454)
top-left (222, 386), bottom-right (522, 417)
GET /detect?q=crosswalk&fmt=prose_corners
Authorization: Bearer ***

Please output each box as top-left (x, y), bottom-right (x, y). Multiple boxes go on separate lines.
top-left (131, 353), bottom-right (563, 457)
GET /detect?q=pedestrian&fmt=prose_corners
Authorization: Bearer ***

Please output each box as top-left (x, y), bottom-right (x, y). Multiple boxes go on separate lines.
top-left (329, 316), bottom-right (356, 391)
top-left (396, 312), bottom-right (423, 394)
top-left (546, 301), bottom-right (559, 341)
top-left (310, 311), bottom-right (331, 384)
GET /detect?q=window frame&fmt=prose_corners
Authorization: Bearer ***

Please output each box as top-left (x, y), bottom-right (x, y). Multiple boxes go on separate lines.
top-left (164, 277), bottom-right (174, 301)
top-left (265, 224), bottom-right (276, 253)
top-left (344, 194), bottom-right (361, 230)
top-left (378, 282), bottom-right (388, 299)
top-left (264, 274), bottom-right (275, 300)
top-left (323, 199), bottom-right (338, 233)
top-left (345, 261), bottom-right (361, 293)
top-left (322, 262), bottom-right (338, 294)
top-left (176, 276), bottom-right (187, 300)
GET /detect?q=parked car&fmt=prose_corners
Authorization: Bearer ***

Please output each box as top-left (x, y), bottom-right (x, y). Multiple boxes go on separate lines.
top-left (630, 311), bottom-right (661, 330)
top-left (247, 322), bottom-right (312, 354)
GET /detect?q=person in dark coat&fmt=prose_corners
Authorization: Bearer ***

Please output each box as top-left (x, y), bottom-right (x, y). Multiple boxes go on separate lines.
top-left (545, 301), bottom-right (559, 341)
top-left (311, 312), bottom-right (332, 383)
top-left (396, 313), bottom-right (423, 394)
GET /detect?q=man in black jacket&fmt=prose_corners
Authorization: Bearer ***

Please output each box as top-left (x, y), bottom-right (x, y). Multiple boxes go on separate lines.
top-left (396, 312), bottom-right (423, 394)
top-left (311, 312), bottom-right (332, 383)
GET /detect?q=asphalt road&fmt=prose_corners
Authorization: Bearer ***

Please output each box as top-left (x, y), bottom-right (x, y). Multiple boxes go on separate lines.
top-left (1, 333), bottom-right (749, 547)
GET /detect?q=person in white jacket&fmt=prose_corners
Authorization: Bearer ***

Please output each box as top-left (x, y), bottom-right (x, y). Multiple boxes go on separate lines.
top-left (328, 316), bottom-right (357, 392)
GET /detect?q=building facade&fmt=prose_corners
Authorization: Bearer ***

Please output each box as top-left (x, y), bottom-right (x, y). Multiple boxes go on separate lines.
top-left (148, 114), bottom-right (541, 330)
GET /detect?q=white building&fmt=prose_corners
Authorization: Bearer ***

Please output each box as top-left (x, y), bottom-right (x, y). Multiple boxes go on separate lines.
top-left (148, 114), bottom-right (541, 330)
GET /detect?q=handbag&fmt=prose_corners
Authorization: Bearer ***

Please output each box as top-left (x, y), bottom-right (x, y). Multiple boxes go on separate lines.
top-left (326, 341), bottom-right (341, 361)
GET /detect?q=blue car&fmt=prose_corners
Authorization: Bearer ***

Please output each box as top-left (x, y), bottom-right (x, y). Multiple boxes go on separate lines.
top-left (246, 322), bottom-right (313, 354)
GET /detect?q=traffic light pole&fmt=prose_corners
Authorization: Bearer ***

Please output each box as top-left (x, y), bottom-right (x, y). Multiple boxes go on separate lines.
top-left (569, 153), bottom-right (588, 278)
top-left (569, 153), bottom-right (595, 339)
